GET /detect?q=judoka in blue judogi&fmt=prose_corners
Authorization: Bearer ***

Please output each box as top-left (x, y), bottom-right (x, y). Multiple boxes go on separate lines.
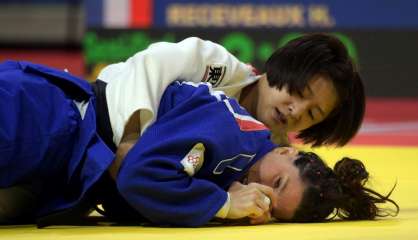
top-left (0, 61), bottom-right (114, 224)
top-left (0, 61), bottom-right (276, 226)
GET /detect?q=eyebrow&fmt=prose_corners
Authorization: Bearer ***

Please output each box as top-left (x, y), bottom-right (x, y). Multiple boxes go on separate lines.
top-left (307, 86), bottom-right (325, 117)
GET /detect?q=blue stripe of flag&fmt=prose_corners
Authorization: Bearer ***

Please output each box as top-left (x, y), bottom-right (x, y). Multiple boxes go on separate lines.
top-left (85, 0), bottom-right (104, 28)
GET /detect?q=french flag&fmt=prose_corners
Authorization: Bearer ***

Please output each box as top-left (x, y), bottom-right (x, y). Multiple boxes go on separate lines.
top-left (86, 0), bottom-right (153, 28)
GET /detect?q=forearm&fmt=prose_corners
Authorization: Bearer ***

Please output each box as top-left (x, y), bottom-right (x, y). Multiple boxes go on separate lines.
top-left (109, 110), bottom-right (141, 180)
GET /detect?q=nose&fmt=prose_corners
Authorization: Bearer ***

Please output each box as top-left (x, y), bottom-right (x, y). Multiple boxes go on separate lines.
top-left (288, 100), bottom-right (310, 121)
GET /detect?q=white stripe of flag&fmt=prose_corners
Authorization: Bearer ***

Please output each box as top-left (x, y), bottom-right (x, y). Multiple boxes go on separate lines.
top-left (104, 0), bottom-right (130, 28)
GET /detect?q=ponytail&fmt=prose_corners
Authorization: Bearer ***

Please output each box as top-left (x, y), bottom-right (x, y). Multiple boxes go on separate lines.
top-left (334, 158), bottom-right (399, 220)
top-left (291, 153), bottom-right (399, 222)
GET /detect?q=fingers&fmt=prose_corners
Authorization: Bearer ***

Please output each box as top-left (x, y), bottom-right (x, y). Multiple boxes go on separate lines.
top-left (244, 183), bottom-right (272, 214)
top-left (250, 211), bottom-right (272, 225)
top-left (226, 182), bottom-right (275, 221)
top-left (247, 182), bottom-right (276, 208)
top-left (254, 194), bottom-right (270, 213)
top-left (229, 181), bottom-right (245, 191)
top-left (263, 195), bottom-right (271, 206)
top-left (250, 191), bottom-right (272, 224)
top-left (248, 205), bottom-right (265, 219)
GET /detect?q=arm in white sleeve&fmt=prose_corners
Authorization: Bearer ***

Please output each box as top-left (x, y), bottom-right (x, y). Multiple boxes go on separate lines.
top-left (99, 37), bottom-right (255, 145)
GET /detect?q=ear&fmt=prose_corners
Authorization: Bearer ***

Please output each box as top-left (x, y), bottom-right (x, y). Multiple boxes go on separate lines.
top-left (275, 147), bottom-right (298, 156)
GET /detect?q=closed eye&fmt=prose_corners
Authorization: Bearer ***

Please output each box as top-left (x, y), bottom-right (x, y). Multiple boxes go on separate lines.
top-left (308, 109), bottom-right (315, 120)
top-left (274, 177), bottom-right (282, 189)
top-left (276, 176), bottom-right (289, 194)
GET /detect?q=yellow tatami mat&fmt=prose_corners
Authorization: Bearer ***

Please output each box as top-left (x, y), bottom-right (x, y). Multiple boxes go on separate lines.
top-left (1, 145), bottom-right (418, 240)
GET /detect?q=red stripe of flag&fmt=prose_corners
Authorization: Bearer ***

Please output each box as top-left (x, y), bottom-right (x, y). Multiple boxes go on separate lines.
top-left (235, 118), bottom-right (268, 132)
top-left (131, 0), bottom-right (153, 28)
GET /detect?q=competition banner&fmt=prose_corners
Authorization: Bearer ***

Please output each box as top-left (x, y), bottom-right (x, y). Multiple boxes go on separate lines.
top-left (84, 30), bottom-right (358, 78)
top-left (84, 1), bottom-right (418, 97)
top-left (83, 30), bottom-right (418, 97)
top-left (86, 0), bottom-right (418, 29)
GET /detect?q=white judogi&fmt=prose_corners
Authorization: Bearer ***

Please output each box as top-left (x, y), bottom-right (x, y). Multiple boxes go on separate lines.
top-left (98, 37), bottom-right (259, 145)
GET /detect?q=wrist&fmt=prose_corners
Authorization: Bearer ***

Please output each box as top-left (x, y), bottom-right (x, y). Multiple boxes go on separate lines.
top-left (215, 192), bottom-right (231, 219)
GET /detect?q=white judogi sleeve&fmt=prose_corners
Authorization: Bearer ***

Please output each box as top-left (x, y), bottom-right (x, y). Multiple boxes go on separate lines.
top-left (98, 37), bottom-right (258, 145)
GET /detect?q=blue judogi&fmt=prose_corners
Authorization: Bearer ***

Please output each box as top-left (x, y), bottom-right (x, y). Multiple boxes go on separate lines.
top-left (0, 61), bottom-right (114, 217)
top-left (116, 82), bottom-right (277, 226)
top-left (0, 62), bottom-right (276, 226)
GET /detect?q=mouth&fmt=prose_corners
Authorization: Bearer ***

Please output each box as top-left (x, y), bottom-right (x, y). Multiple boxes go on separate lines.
top-left (273, 108), bottom-right (288, 126)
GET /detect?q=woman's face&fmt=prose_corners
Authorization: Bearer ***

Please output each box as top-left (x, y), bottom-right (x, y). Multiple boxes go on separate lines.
top-left (247, 147), bottom-right (306, 220)
top-left (254, 74), bottom-right (338, 135)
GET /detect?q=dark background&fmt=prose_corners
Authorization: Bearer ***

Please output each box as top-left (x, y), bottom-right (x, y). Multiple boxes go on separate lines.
top-left (84, 29), bottom-right (418, 97)
top-left (1, 1), bottom-right (417, 97)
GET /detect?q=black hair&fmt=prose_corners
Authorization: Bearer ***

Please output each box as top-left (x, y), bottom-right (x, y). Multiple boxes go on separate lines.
top-left (265, 33), bottom-right (365, 147)
top-left (290, 152), bottom-right (399, 222)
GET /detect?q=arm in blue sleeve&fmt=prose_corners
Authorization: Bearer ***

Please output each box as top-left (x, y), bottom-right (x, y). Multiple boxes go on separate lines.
top-left (116, 81), bottom-right (232, 226)
top-left (116, 143), bottom-right (228, 227)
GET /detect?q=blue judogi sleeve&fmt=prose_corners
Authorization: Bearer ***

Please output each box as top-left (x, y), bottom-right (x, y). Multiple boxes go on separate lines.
top-left (117, 81), bottom-right (276, 226)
